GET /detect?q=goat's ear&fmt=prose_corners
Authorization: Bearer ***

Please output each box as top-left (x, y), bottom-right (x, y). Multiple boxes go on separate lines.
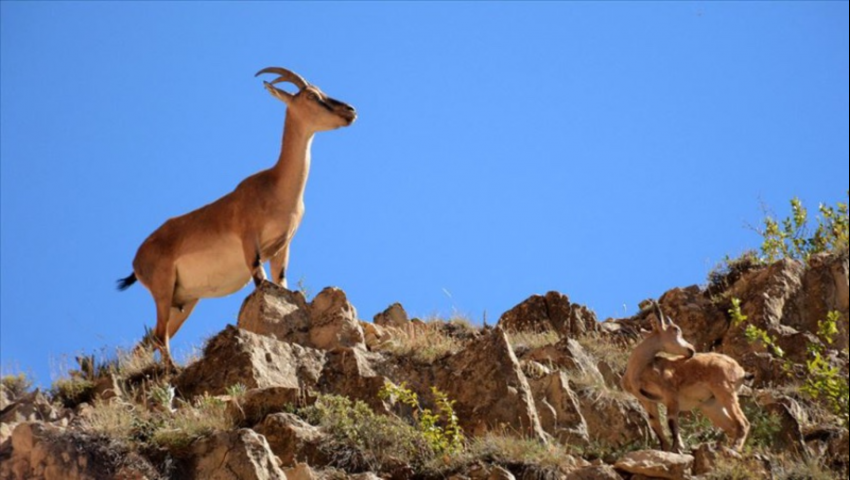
top-left (263, 82), bottom-right (294, 106)
top-left (651, 313), bottom-right (665, 332)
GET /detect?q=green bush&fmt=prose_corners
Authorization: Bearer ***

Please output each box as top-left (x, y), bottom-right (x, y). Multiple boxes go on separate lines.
top-left (300, 394), bottom-right (435, 472)
top-left (379, 382), bottom-right (464, 456)
top-left (801, 311), bottom-right (849, 428)
top-left (759, 194), bottom-right (848, 263)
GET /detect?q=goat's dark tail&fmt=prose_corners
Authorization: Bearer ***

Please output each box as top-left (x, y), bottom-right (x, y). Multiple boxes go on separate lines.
top-left (117, 273), bottom-right (138, 291)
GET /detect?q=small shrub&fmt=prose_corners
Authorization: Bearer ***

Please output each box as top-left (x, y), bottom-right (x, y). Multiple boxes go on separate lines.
top-left (729, 298), bottom-right (785, 358)
top-left (225, 383), bottom-right (248, 398)
top-left (708, 251), bottom-right (762, 294)
top-left (743, 403), bottom-right (784, 451)
top-left (300, 394), bottom-right (434, 472)
top-left (801, 311), bottom-right (849, 428)
top-left (1, 373), bottom-right (33, 400)
top-left (51, 377), bottom-right (96, 407)
top-left (379, 382), bottom-right (464, 455)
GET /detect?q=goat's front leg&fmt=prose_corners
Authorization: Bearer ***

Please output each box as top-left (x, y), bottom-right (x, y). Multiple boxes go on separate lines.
top-left (242, 239), bottom-right (267, 286)
top-left (641, 399), bottom-right (671, 452)
top-left (269, 244), bottom-right (290, 289)
top-left (665, 401), bottom-right (684, 454)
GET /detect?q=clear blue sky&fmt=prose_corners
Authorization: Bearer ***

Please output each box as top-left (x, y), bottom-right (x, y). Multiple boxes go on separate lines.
top-left (2, 1), bottom-right (848, 386)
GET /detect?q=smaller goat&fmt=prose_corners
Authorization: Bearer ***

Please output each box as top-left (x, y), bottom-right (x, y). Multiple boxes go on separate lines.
top-left (622, 302), bottom-right (750, 453)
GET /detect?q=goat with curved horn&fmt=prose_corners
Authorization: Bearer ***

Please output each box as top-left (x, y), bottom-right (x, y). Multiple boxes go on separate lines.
top-left (622, 301), bottom-right (750, 453)
top-left (118, 66), bottom-right (356, 367)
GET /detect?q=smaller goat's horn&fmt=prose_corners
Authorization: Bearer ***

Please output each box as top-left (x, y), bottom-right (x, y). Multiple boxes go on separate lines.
top-left (255, 67), bottom-right (309, 90)
top-left (652, 300), bottom-right (669, 328)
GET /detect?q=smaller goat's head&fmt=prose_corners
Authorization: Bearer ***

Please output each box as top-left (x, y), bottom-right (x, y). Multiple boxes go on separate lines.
top-left (650, 302), bottom-right (696, 359)
top-left (256, 67), bottom-right (357, 132)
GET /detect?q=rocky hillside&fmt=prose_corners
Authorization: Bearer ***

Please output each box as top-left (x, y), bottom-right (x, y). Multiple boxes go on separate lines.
top-left (1, 251), bottom-right (848, 480)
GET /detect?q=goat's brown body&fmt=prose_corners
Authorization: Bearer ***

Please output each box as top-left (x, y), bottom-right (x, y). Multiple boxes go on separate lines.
top-left (132, 168), bottom-right (303, 305)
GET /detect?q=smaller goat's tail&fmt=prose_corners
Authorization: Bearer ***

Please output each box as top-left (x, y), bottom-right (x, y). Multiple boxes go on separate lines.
top-left (117, 273), bottom-right (138, 291)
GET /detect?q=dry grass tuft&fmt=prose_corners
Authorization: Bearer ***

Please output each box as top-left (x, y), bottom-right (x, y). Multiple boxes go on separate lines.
top-left (507, 330), bottom-right (561, 351)
top-left (380, 321), bottom-right (466, 363)
top-left (577, 333), bottom-right (632, 376)
top-left (441, 432), bottom-right (583, 476)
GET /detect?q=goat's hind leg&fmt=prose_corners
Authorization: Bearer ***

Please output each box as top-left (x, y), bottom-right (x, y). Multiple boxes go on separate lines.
top-left (699, 396), bottom-right (748, 451)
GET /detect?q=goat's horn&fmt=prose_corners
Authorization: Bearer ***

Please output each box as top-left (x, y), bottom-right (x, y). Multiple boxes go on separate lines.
top-left (255, 67), bottom-right (309, 90)
top-left (652, 300), bottom-right (667, 325)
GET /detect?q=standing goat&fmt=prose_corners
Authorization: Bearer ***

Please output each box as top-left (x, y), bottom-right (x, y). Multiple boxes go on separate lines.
top-left (118, 67), bottom-right (356, 366)
top-left (622, 302), bottom-right (750, 453)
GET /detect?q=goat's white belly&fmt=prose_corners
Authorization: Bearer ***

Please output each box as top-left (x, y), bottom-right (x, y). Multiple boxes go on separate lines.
top-left (173, 237), bottom-right (251, 302)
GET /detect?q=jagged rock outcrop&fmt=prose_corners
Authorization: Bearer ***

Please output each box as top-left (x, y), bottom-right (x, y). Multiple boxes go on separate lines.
top-left (189, 429), bottom-right (286, 480)
top-left (176, 325), bottom-right (326, 398)
top-left (317, 348), bottom-right (389, 413)
top-left (0, 422), bottom-right (158, 480)
top-left (433, 328), bottom-right (547, 442)
top-left (498, 292), bottom-right (598, 338)
top-left (527, 372), bottom-right (588, 445)
top-left (4, 254), bottom-right (849, 480)
top-left (373, 303), bottom-right (410, 329)
top-left (238, 282), bottom-right (366, 351)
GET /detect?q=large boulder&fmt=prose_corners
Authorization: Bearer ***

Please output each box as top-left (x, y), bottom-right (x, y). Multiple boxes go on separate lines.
top-left (433, 328), bottom-right (547, 442)
top-left (176, 326), bottom-right (326, 399)
top-left (576, 389), bottom-right (650, 452)
top-left (527, 371), bottom-right (589, 445)
top-left (238, 281), bottom-right (313, 346)
top-left (565, 465), bottom-right (622, 480)
top-left (254, 413), bottom-right (328, 468)
top-left (189, 429), bottom-right (286, 480)
top-left (318, 348), bottom-right (390, 413)
top-left (238, 283), bottom-right (366, 351)
top-left (614, 450), bottom-right (694, 480)
top-left (309, 288), bottom-right (366, 351)
top-left (658, 286), bottom-right (729, 352)
top-left (373, 303), bottom-right (410, 329)
top-left (498, 292), bottom-right (598, 338)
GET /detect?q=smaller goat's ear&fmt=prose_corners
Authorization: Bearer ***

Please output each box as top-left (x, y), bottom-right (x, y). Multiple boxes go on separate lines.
top-left (263, 82), bottom-right (294, 105)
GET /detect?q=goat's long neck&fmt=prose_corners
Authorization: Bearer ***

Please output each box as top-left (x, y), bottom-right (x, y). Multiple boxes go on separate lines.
top-left (625, 338), bottom-right (661, 392)
top-left (272, 115), bottom-right (314, 202)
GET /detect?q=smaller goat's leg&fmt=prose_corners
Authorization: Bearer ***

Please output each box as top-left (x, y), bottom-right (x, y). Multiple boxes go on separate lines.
top-left (665, 401), bottom-right (685, 454)
top-left (716, 389), bottom-right (750, 451)
top-left (699, 399), bottom-right (741, 449)
top-left (641, 399), bottom-right (671, 452)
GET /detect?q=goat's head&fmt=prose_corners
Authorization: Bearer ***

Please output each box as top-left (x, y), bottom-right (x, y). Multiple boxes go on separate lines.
top-left (256, 67), bottom-right (357, 132)
top-left (649, 301), bottom-right (696, 359)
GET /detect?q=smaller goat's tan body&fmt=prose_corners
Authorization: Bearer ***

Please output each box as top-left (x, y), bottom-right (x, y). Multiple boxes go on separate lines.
top-left (623, 304), bottom-right (750, 453)
top-left (634, 353), bottom-right (747, 408)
